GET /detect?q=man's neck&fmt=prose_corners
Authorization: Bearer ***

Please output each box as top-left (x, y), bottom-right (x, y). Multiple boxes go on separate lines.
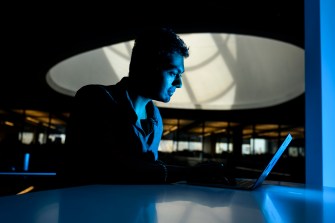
top-left (128, 90), bottom-right (150, 120)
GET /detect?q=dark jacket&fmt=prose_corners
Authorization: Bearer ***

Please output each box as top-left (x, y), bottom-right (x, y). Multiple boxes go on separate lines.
top-left (59, 77), bottom-right (166, 184)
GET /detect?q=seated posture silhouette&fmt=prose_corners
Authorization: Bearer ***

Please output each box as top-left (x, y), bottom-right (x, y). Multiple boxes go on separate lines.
top-left (59, 27), bottom-right (191, 185)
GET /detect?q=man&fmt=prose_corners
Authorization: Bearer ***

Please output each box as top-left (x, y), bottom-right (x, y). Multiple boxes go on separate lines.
top-left (59, 27), bottom-right (190, 184)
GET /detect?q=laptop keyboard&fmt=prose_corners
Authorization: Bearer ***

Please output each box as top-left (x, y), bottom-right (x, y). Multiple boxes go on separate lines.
top-left (234, 178), bottom-right (256, 188)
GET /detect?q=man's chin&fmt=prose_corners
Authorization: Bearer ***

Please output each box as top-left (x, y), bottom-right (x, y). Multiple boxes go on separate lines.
top-left (157, 96), bottom-right (171, 103)
top-left (162, 98), bottom-right (171, 103)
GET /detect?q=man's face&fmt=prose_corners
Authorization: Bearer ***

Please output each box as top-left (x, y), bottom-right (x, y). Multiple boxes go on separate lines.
top-left (149, 53), bottom-right (185, 103)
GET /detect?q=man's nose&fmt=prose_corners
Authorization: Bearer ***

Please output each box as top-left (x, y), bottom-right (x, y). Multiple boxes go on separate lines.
top-left (173, 76), bottom-right (182, 88)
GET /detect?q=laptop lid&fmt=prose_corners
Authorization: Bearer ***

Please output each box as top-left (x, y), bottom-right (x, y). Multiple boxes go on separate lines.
top-left (185, 133), bottom-right (293, 190)
top-left (250, 133), bottom-right (293, 189)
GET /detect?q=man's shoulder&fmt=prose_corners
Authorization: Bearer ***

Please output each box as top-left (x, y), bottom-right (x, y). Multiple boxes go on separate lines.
top-left (77, 84), bottom-right (107, 91)
top-left (75, 83), bottom-right (124, 107)
top-left (76, 84), bottom-right (112, 97)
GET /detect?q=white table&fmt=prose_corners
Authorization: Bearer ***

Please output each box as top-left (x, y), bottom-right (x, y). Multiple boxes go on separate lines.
top-left (0, 182), bottom-right (334, 223)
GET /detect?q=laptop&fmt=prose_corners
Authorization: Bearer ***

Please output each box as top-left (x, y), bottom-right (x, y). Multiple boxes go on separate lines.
top-left (186, 133), bottom-right (293, 190)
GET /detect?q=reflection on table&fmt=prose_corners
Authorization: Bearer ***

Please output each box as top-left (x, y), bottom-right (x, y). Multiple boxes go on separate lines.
top-left (0, 182), bottom-right (334, 223)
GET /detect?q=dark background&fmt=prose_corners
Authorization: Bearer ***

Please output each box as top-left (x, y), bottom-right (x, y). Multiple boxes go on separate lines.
top-left (1, 1), bottom-right (305, 124)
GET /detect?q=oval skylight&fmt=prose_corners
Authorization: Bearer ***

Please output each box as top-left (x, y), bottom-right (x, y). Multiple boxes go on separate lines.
top-left (46, 33), bottom-right (304, 110)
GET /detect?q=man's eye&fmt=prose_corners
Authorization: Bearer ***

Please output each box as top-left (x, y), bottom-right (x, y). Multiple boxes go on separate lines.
top-left (171, 72), bottom-right (182, 78)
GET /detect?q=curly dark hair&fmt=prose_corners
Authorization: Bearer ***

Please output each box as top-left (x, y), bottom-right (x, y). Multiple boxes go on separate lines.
top-left (129, 27), bottom-right (189, 77)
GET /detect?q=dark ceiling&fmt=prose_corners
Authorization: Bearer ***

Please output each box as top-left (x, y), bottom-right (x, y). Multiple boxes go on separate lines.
top-left (1, 1), bottom-right (305, 125)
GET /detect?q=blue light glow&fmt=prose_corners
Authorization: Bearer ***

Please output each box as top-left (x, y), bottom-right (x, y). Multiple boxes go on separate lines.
top-left (321, 0), bottom-right (335, 188)
top-left (23, 153), bottom-right (30, 171)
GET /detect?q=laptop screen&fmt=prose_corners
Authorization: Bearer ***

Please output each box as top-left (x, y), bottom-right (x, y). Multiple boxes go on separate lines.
top-left (252, 133), bottom-right (293, 189)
